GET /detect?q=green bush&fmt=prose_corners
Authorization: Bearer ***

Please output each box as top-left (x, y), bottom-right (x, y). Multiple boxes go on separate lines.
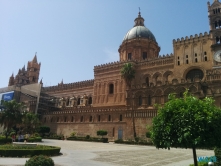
top-left (27, 137), bottom-right (42, 142)
top-left (70, 132), bottom-right (76, 137)
top-left (215, 147), bottom-right (221, 165)
top-left (146, 132), bottom-right (151, 138)
top-left (67, 136), bottom-right (108, 143)
top-left (25, 155), bottom-right (54, 166)
top-left (85, 135), bottom-right (90, 139)
top-left (114, 139), bottom-right (153, 146)
top-left (189, 162), bottom-right (208, 166)
top-left (97, 130), bottom-right (107, 137)
top-left (0, 136), bottom-right (12, 144)
top-left (0, 145), bottom-right (60, 157)
top-left (135, 137), bottom-right (139, 142)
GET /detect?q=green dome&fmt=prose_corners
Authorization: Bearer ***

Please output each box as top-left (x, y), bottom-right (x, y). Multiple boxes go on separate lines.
top-left (123, 26), bottom-right (156, 42)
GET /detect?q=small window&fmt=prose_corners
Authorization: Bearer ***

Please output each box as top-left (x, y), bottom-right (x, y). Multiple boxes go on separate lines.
top-left (71, 116), bottom-right (74, 122)
top-left (186, 55), bottom-right (188, 58)
top-left (139, 96), bottom-right (142, 106)
top-left (108, 115), bottom-right (111, 121)
top-left (64, 117), bottom-right (67, 122)
top-left (81, 116), bottom-right (83, 122)
top-left (88, 97), bottom-right (92, 104)
top-left (148, 95), bottom-right (151, 106)
top-left (205, 56), bottom-right (207, 61)
top-left (146, 77), bottom-right (149, 86)
top-left (128, 53), bottom-right (132, 60)
top-left (178, 56), bottom-right (179, 60)
top-left (186, 60), bottom-right (189, 64)
top-left (119, 114), bottom-right (122, 121)
top-left (204, 52), bottom-right (207, 55)
top-left (195, 58), bottom-right (198, 63)
top-left (142, 52), bottom-right (147, 60)
top-left (77, 98), bottom-right (80, 105)
top-left (57, 117), bottom-right (59, 122)
top-left (109, 84), bottom-right (114, 94)
top-left (89, 116), bottom-right (92, 122)
top-left (98, 115), bottom-right (100, 122)
top-left (178, 61), bottom-right (180, 65)
top-left (195, 53), bottom-right (197, 57)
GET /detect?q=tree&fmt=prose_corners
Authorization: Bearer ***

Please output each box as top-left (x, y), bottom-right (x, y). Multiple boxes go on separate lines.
top-left (22, 112), bottom-right (41, 134)
top-left (38, 126), bottom-right (50, 137)
top-left (0, 100), bottom-right (24, 139)
top-left (151, 90), bottom-right (221, 166)
top-left (120, 63), bottom-right (136, 138)
top-left (97, 130), bottom-right (107, 138)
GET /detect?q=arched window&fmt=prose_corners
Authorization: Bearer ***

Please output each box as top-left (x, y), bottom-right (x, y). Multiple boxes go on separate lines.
top-left (89, 116), bottom-right (92, 122)
top-left (148, 95), bottom-right (151, 106)
top-left (139, 96), bottom-right (142, 106)
top-left (108, 115), bottom-right (111, 121)
top-left (64, 117), bottom-right (67, 122)
top-left (195, 58), bottom-right (198, 63)
top-left (88, 97), bottom-right (92, 104)
top-left (109, 84), bottom-right (114, 94)
top-left (178, 56), bottom-right (179, 60)
top-left (66, 98), bottom-right (69, 106)
top-left (71, 116), bottom-right (74, 122)
top-left (186, 55), bottom-right (188, 58)
top-left (204, 52), bottom-right (207, 55)
top-left (77, 98), bottom-right (80, 105)
top-left (195, 53), bottom-right (197, 57)
top-left (57, 117), bottom-right (59, 122)
top-left (128, 53), bottom-right (132, 60)
top-left (146, 77), bottom-right (149, 86)
top-left (178, 61), bottom-right (180, 65)
top-left (119, 114), bottom-right (122, 121)
top-left (186, 69), bottom-right (204, 82)
top-left (81, 116), bottom-right (83, 122)
top-left (142, 52), bottom-right (147, 60)
top-left (186, 60), bottom-right (189, 64)
top-left (205, 56), bottom-right (207, 61)
top-left (98, 115), bottom-right (100, 122)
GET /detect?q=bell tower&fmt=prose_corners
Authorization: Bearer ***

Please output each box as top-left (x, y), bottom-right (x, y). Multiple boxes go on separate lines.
top-left (208, 0), bottom-right (221, 67)
top-left (27, 54), bottom-right (41, 84)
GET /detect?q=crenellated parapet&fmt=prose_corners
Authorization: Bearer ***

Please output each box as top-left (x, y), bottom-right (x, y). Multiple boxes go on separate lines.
top-left (173, 32), bottom-right (210, 46)
top-left (94, 61), bottom-right (130, 72)
top-left (42, 79), bottom-right (94, 92)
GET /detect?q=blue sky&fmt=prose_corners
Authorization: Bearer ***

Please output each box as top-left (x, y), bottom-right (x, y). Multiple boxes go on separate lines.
top-left (0, 0), bottom-right (210, 88)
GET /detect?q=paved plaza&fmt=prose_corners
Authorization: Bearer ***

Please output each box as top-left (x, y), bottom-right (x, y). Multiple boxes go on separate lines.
top-left (0, 139), bottom-right (214, 166)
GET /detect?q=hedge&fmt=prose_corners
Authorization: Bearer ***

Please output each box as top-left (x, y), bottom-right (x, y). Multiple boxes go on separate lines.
top-left (215, 147), bottom-right (221, 166)
top-left (25, 155), bottom-right (54, 166)
top-left (0, 145), bottom-right (60, 157)
top-left (0, 136), bottom-right (12, 144)
top-left (114, 139), bottom-right (153, 146)
top-left (67, 136), bottom-right (108, 143)
top-left (43, 136), bottom-right (62, 140)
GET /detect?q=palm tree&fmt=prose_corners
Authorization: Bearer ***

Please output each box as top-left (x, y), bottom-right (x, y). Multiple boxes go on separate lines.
top-left (120, 63), bottom-right (136, 138)
top-left (0, 100), bottom-right (24, 139)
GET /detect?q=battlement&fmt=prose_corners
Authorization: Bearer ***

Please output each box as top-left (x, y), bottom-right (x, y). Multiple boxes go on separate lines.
top-left (94, 61), bottom-right (126, 71)
top-left (173, 32), bottom-right (210, 45)
top-left (42, 79), bottom-right (94, 92)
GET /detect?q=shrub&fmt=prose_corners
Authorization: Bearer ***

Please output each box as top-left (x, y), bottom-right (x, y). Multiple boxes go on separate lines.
top-left (215, 147), bottom-right (221, 165)
top-left (0, 136), bottom-right (12, 144)
top-left (189, 162), bottom-right (208, 166)
top-left (135, 137), bottom-right (139, 142)
top-left (70, 132), bottom-right (76, 137)
top-left (146, 132), bottom-right (151, 138)
top-left (85, 135), bottom-right (90, 139)
top-left (97, 130), bottom-right (107, 138)
top-left (25, 155), bottom-right (54, 166)
top-left (27, 137), bottom-right (42, 142)
top-left (0, 145), bottom-right (60, 157)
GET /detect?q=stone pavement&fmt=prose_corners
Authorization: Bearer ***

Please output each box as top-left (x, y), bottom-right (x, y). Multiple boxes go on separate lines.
top-left (0, 139), bottom-right (214, 166)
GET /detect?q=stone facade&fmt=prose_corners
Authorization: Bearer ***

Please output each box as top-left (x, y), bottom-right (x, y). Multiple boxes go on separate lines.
top-left (9, 1), bottom-right (221, 140)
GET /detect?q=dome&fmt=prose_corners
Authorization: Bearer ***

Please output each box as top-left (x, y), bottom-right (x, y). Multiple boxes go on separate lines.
top-left (123, 26), bottom-right (156, 42)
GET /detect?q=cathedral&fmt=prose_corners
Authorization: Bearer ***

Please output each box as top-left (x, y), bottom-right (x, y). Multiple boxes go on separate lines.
top-left (6, 0), bottom-right (221, 140)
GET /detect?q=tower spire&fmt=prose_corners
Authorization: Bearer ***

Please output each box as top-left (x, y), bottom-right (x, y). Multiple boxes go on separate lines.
top-left (32, 53), bottom-right (38, 63)
top-left (134, 8), bottom-right (145, 27)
